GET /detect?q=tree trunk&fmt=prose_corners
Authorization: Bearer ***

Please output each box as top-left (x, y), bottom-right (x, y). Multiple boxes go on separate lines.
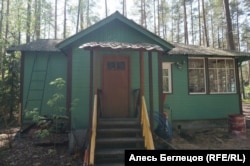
top-left (26, 0), bottom-right (32, 43)
top-left (202, 0), bottom-right (209, 47)
top-left (190, 0), bottom-right (194, 45)
top-left (105, 0), bottom-right (108, 17)
top-left (236, 0), bottom-right (240, 51)
top-left (35, 0), bottom-right (41, 40)
top-left (80, 0), bottom-right (84, 30)
top-left (143, 0), bottom-right (147, 28)
top-left (198, 0), bottom-right (201, 46)
top-left (153, 0), bottom-right (156, 34)
top-left (54, 0), bottom-right (58, 39)
top-left (87, 0), bottom-right (90, 27)
top-left (63, 0), bottom-right (67, 38)
top-left (211, 15), bottom-right (214, 47)
top-left (183, 0), bottom-right (188, 45)
top-left (223, 0), bottom-right (235, 50)
top-left (123, 0), bottom-right (127, 16)
top-left (157, 0), bottom-right (160, 35)
top-left (76, 0), bottom-right (81, 33)
top-left (0, 0), bottom-right (4, 80)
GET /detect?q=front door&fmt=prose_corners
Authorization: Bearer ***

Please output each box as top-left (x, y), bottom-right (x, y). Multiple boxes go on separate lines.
top-left (102, 56), bottom-right (130, 118)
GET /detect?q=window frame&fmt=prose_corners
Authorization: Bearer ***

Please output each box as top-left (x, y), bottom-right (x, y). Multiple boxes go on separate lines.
top-left (188, 57), bottom-right (207, 94)
top-left (162, 62), bottom-right (172, 94)
top-left (208, 58), bottom-right (236, 94)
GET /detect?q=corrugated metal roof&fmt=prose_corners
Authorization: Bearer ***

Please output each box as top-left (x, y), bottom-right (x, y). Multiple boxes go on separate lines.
top-left (169, 42), bottom-right (250, 57)
top-left (7, 39), bottom-right (62, 52)
top-left (79, 42), bottom-right (164, 51)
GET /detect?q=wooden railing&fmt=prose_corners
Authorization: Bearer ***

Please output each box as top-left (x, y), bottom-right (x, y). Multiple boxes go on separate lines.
top-left (89, 94), bottom-right (98, 165)
top-left (141, 96), bottom-right (155, 150)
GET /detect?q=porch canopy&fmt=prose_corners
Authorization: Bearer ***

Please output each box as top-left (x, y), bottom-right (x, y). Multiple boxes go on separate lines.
top-left (79, 41), bottom-right (164, 52)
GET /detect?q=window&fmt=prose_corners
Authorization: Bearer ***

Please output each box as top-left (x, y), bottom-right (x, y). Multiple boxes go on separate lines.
top-left (162, 63), bottom-right (172, 93)
top-left (107, 61), bottom-right (125, 70)
top-left (188, 57), bottom-right (236, 94)
top-left (188, 58), bottom-right (206, 93)
top-left (208, 58), bottom-right (236, 93)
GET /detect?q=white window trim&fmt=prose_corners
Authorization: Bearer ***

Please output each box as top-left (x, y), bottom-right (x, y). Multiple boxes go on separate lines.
top-left (162, 62), bottom-right (172, 93)
top-left (188, 57), bottom-right (206, 94)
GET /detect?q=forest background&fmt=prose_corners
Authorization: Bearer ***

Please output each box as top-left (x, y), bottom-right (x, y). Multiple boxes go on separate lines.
top-left (0, 0), bottom-right (250, 122)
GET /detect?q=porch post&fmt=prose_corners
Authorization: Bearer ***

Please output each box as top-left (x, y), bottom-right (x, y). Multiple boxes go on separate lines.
top-left (158, 52), bottom-right (163, 114)
top-left (66, 49), bottom-right (72, 129)
top-left (140, 50), bottom-right (145, 97)
top-left (88, 50), bottom-right (94, 127)
top-left (148, 51), bottom-right (154, 130)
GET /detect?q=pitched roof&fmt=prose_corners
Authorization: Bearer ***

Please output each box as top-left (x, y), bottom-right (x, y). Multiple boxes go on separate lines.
top-left (7, 39), bottom-right (62, 52)
top-left (80, 42), bottom-right (164, 51)
top-left (169, 42), bottom-right (250, 57)
top-left (57, 11), bottom-right (174, 51)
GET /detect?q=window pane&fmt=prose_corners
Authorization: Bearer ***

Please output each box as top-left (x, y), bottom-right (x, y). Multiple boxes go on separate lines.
top-left (189, 59), bottom-right (204, 68)
top-left (163, 77), bottom-right (169, 92)
top-left (209, 69), bottom-right (218, 93)
top-left (188, 58), bottom-right (206, 93)
top-left (162, 69), bottom-right (168, 77)
top-left (217, 59), bottom-right (225, 68)
top-left (208, 59), bottom-right (217, 68)
top-left (226, 59), bottom-right (234, 68)
top-left (162, 63), bottom-right (172, 93)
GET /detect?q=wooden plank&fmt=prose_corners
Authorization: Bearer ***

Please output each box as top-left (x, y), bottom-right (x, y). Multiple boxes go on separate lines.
top-left (140, 50), bottom-right (144, 97)
top-left (66, 48), bottom-right (73, 129)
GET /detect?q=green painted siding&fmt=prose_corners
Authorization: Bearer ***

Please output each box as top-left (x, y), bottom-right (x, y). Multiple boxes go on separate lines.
top-left (22, 52), bottom-right (67, 122)
top-left (71, 49), bottom-right (90, 129)
top-left (163, 55), bottom-right (240, 120)
top-left (71, 49), bottom-right (161, 128)
top-left (70, 20), bottom-right (162, 49)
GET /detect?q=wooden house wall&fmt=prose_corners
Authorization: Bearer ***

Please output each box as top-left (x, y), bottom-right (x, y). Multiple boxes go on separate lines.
top-left (66, 19), bottom-right (163, 129)
top-left (163, 55), bottom-right (240, 120)
top-left (64, 20), bottom-right (162, 50)
top-left (22, 52), bottom-right (67, 122)
top-left (71, 49), bottom-right (160, 129)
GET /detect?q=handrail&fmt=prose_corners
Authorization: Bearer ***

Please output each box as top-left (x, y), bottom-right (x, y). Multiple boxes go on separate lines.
top-left (89, 94), bottom-right (98, 165)
top-left (141, 96), bottom-right (155, 150)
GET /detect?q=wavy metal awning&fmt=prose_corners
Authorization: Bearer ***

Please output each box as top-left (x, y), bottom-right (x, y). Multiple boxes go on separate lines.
top-left (79, 42), bottom-right (164, 52)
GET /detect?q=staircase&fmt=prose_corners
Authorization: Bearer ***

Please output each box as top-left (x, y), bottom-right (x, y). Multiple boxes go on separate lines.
top-left (94, 118), bottom-right (144, 165)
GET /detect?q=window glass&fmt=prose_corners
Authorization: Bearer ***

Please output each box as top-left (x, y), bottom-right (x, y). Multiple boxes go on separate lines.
top-left (162, 63), bottom-right (172, 93)
top-left (208, 58), bottom-right (236, 93)
top-left (188, 58), bottom-right (206, 93)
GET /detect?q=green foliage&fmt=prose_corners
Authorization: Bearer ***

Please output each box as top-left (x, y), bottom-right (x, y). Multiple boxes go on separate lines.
top-left (0, 52), bottom-right (20, 121)
top-left (47, 78), bottom-right (66, 117)
top-left (34, 129), bottom-right (50, 139)
top-left (245, 85), bottom-right (250, 94)
top-left (25, 108), bottom-right (41, 123)
top-left (25, 78), bottom-right (68, 139)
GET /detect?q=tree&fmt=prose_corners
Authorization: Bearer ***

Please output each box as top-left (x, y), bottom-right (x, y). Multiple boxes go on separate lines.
top-left (54, 0), bottom-right (58, 39)
top-left (183, 0), bottom-right (189, 44)
top-left (122, 0), bottom-right (127, 16)
top-left (105, 0), bottom-right (108, 17)
top-left (35, 0), bottom-right (41, 40)
top-left (202, 0), bottom-right (209, 46)
top-left (223, 0), bottom-right (235, 50)
top-left (63, 0), bottom-right (67, 38)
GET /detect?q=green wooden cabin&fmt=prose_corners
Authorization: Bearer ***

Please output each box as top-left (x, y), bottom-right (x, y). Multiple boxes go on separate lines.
top-left (9, 11), bottom-right (250, 131)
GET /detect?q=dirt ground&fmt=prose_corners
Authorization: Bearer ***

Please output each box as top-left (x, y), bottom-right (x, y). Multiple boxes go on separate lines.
top-left (0, 126), bottom-right (249, 166)
top-left (169, 127), bottom-right (250, 150)
top-left (0, 103), bottom-right (250, 165)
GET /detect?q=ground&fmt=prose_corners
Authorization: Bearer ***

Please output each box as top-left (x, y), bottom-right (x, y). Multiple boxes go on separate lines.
top-left (0, 104), bottom-right (250, 165)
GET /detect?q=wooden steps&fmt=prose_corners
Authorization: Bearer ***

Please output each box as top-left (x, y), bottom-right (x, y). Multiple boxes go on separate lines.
top-left (94, 118), bottom-right (144, 165)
